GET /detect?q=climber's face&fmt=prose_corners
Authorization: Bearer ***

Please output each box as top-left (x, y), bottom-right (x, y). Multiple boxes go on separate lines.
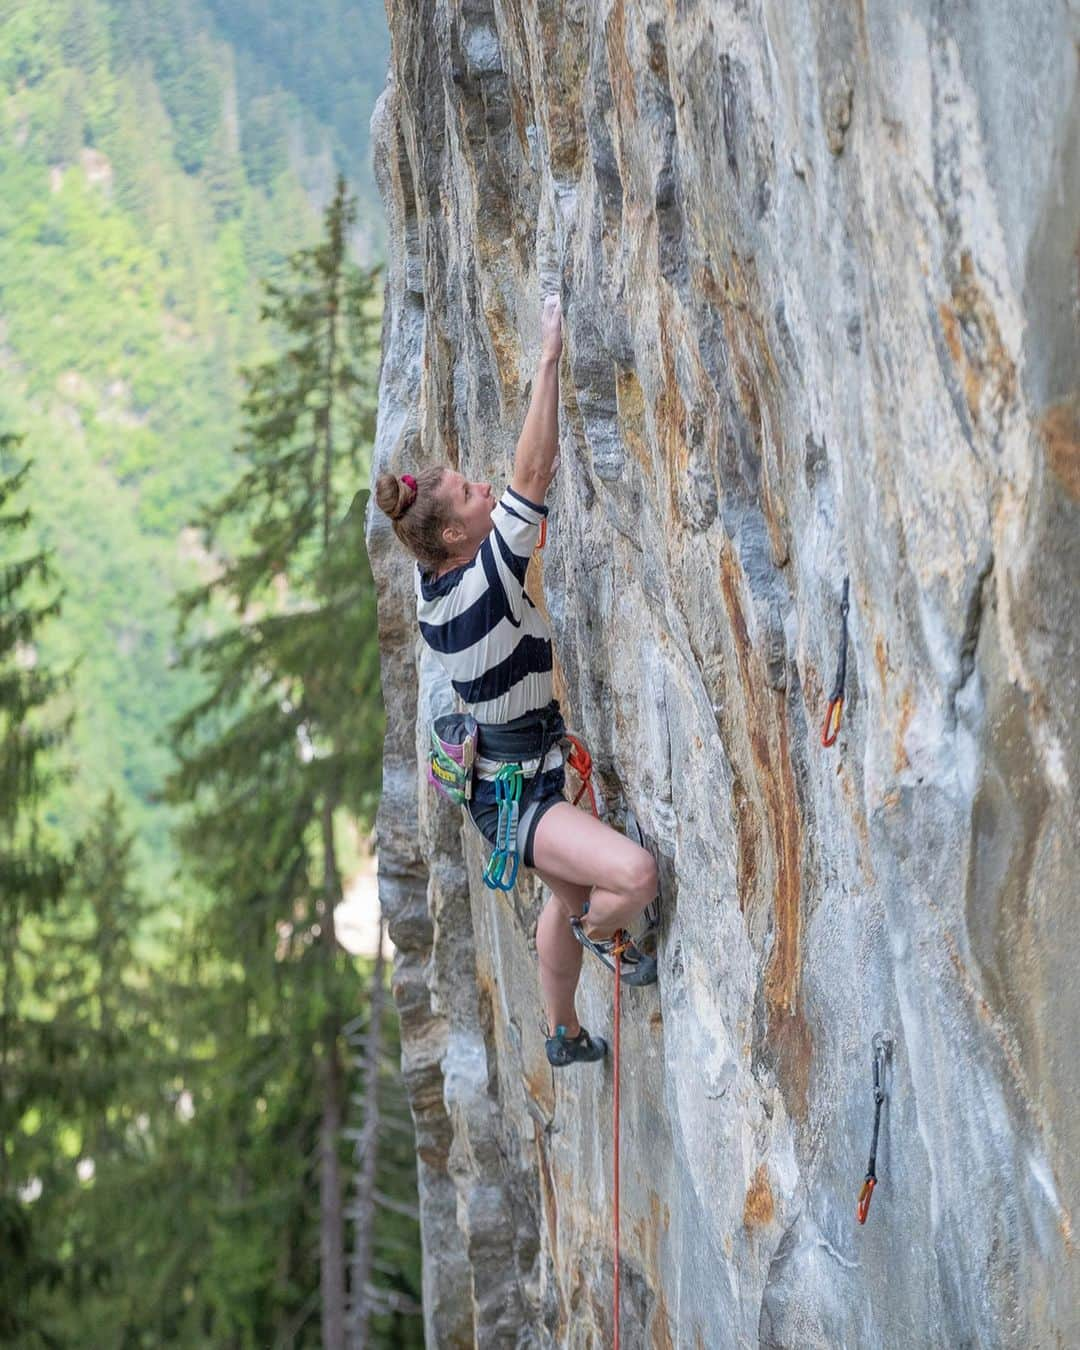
top-left (439, 470), bottom-right (495, 558)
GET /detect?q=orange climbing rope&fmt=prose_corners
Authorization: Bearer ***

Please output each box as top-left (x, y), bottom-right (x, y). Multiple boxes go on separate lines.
top-left (561, 734), bottom-right (626, 1344)
top-left (565, 734), bottom-right (599, 816)
top-left (563, 735), bottom-right (622, 1340)
top-left (611, 930), bottom-right (630, 1350)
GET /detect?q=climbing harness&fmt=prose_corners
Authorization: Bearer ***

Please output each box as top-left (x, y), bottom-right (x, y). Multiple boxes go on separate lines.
top-left (426, 702), bottom-right (604, 889)
top-left (857, 1031), bottom-right (891, 1224)
top-left (821, 576), bottom-right (851, 747)
top-left (474, 701), bottom-right (567, 892)
top-left (536, 518), bottom-right (547, 550)
top-left (482, 763), bottom-right (523, 891)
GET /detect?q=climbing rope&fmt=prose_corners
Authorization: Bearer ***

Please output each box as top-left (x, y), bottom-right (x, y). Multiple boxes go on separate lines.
top-left (563, 733), bottom-right (624, 1343)
top-left (857, 1032), bottom-right (891, 1224)
top-left (482, 764), bottom-right (523, 891)
top-left (556, 732), bottom-right (646, 1344)
top-left (611, 928), bottom-right (631, 1350)
top-left (564, 733), bottom-right (598, 816)
top-left (821, 576), bottom-right (851, 747)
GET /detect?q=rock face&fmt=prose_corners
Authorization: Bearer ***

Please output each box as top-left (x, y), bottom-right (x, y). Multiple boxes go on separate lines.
top-left (366, 2), bottom-right (1079, 1345)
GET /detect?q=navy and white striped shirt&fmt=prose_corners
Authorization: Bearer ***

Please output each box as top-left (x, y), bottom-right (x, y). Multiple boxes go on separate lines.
top-left (416, 486), bottom-right (555, 736)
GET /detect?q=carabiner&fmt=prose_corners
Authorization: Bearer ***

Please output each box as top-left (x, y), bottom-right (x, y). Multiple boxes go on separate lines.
top-left (856, 1175), bottom-right (876, 1225)
top-left (821, 696), bottom-right (844, 747)
top-left (484, 847), bottom-right (518, 890)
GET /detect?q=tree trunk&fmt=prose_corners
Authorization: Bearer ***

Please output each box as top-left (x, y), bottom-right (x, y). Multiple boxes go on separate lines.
top-left (318, 192), bottom-right (348, 1350)
top-left (347, 910), bottom-right (386, 1349)
top-left (319, 795), bottom-right (347, 1350)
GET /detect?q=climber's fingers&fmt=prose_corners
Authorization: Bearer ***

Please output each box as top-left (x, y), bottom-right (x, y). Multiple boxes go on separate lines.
top-left (540, 293), bottom-right (563, 361)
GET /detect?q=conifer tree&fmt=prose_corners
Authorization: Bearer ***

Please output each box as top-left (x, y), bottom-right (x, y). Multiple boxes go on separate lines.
top-left (168, 178), bottom-right (389, 1347)
top-left (0, 438), bottom-right (73, 1345)
top-left (22, 790), bottom-right (179, 1345)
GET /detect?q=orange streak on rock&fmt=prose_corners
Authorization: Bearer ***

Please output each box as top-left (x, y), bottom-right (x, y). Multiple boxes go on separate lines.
top-left (875, 632), bottom-right (889, 693)
top-left (718, 544), bottom-right (811, 1116)
top-left (1042, 400), bottom-right (1080, 502)
top-left (742, 1163), bottom-right (776, 1227)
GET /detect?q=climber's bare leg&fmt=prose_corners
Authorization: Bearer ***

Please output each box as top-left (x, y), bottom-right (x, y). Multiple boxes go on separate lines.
top-left (530, 803), bottom-right (658, 940)
top-left (531, 869), bottom-right (590, 1036)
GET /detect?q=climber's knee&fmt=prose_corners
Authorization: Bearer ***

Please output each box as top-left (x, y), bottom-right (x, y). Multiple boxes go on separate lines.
top-left (625, 848), bottom-right (658, 908)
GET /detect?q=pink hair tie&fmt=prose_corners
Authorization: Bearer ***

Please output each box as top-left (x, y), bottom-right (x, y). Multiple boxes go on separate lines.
top-left (401, 473), bottom-right (417, 494)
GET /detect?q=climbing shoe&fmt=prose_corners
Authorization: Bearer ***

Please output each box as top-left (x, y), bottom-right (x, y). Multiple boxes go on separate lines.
top-left (545, 1024), bottom-right (608, 1067)
top-left (570, 918), bottom-right (659, 986)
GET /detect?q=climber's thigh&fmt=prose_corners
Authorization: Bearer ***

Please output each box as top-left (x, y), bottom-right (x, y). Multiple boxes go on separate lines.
top-left (528, 802), bottom-right (653, 898)
top-left (531, 866), bottom-right (590, 919)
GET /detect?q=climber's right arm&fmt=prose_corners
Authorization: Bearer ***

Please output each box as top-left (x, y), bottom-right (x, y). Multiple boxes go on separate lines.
top-left (511, 296), bottom-right (562, 505)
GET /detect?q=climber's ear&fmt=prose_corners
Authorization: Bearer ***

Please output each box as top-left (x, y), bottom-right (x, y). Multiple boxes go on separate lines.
top-left (441, 519), bottom-right (465, 549)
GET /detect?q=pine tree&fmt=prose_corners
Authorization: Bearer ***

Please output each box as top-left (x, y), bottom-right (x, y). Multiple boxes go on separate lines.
top-left (21, 789), bottom-right (181, 1345)
top-left (0, 438), bottom-right (73, 1345)
top-left (168, 178), bottom-right (388, 1347)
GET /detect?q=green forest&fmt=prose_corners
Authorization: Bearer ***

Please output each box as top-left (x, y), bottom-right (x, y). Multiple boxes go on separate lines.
top-left (0, 0), bottom-right (388, 884)
top-left (0, 3), bottom-right (419, 1345)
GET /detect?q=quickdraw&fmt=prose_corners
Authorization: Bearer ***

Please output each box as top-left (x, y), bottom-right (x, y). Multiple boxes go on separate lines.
top-left (482, 764), bottom-right (523, 891)
top-left (857, 1032), bottom-right (891, 1224)
top-left (481, 727), bottom-right (594, 893)
top-left (821, 576), bottom-right (850, 747)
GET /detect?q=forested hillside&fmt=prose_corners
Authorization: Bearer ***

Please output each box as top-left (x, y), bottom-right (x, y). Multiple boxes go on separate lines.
top-left (0, 0), bottom-right (388, 892)
top-left (1, 8), bottom-right (419, 1343)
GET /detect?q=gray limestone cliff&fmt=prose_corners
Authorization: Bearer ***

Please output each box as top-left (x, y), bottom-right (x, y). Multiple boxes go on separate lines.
top-left (365, 2), bottom-right (1080, 1345)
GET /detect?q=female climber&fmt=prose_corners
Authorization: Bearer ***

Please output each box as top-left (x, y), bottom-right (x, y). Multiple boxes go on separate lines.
top-left (374, 295), bottom-right (659, 1068)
